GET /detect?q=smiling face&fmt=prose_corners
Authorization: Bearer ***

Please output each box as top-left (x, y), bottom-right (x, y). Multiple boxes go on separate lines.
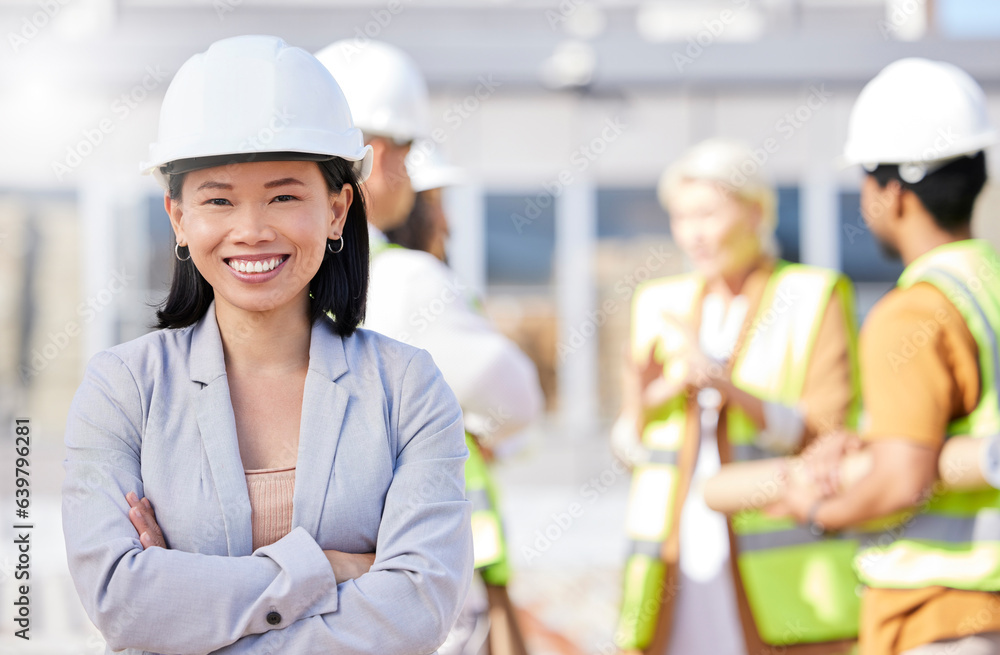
top-left (166, 160), bottom-right (352, 318)
top-left (667, 179), bottom-right (763, 281)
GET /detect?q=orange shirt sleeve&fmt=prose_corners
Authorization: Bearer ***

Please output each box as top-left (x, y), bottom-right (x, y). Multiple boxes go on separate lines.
top-left (860, 282), bottom-right (980, 448)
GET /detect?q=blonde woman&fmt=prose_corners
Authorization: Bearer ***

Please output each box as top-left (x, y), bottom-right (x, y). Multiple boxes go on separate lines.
top-left (613, 139), bottom-right (860, 655)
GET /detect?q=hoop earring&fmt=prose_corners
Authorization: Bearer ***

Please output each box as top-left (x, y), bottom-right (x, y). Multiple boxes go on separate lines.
top-left (327, 237), bottom-right (344, 254)
top-left (175, 243), bottom-right (191, 262)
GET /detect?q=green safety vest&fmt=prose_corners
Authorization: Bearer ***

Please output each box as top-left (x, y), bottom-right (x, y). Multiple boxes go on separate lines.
top-left (616, 261), bottom-right (862, 650)
top-left (369, 236), bottom-right (510, 586)
top-left (466, 433), bottom-right (510, 585)
top-left (855, 239), bottom-right (1000, 591)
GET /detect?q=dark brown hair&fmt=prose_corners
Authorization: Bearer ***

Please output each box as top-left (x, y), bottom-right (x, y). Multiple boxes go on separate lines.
top-left (871, 151), bottom-right (987, 233)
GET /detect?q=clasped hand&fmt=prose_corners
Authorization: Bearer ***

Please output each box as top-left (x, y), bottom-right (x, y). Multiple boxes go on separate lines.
top-left (764, 429), bottom-right (864, 524)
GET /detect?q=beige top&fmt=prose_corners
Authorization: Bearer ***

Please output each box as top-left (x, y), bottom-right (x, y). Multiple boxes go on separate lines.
top-left (244, 466), bottom-right (295, 551)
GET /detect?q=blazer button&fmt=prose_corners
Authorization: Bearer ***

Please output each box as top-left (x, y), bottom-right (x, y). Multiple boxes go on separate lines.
top-left (266, 611), bottom-right (282, 625)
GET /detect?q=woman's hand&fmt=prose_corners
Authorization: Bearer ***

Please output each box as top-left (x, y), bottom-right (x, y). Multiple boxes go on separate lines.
top-left (126, 491), bottom-right (168, 549)
top-left (322, 550), bottom-right (376, 583)
top-left (659, 313), bottom-right (720, 389)
top-left (764, 461), bottom-right (822, 524)
top-left (801, 430), bottom-right (864, 497)
top-left (622, 345), bottom-right (686, 420)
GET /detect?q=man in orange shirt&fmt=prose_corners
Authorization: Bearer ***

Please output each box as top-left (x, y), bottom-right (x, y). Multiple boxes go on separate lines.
top-left (772, 58), bottom-right (1000, 654)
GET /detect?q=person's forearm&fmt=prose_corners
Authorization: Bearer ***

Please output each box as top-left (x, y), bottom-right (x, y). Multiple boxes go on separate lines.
top-left (65, 525), bottom-right (339, 654)
top-left (813, 463), bottom-right (929, 531)
top-left (717, 378), bottom-right (765, 428)
top-left (213, 567), bottom-right (471, 655)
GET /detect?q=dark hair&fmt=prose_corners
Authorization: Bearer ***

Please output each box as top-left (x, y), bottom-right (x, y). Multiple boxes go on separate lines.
top-left (155, 157), bottom-right (369, 336)
top-left (871, 151), bottom-right (987, 233)
top-left (385, 190), bottom-right (434, 252)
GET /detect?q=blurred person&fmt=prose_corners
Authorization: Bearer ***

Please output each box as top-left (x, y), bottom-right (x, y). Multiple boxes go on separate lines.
top-left (384, 151), bottom-right (458, 262)
top-left (384, 188), bottom-right (450, 261)
top-left (315, 42), bottom-right (421, 235)
top-left (772, 58), bottom-right (1000, 655)
top-left (61, 35), bottom-right (472, 655)
top-left (391, 152), bottom-right (533, 655)
top-left (317, 42), bottom-right (543, 655)
top-left (612, 138), bottom-right (861, 655)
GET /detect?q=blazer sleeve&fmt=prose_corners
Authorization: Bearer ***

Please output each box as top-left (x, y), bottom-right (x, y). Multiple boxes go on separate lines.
top-left (210, 348), bottom-right (474, 655)
top-left (62, 351), bottom-right (340, 654)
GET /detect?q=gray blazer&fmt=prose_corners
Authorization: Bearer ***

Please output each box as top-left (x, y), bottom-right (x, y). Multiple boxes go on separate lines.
top-left (61, 303), bottom-right (473, 655)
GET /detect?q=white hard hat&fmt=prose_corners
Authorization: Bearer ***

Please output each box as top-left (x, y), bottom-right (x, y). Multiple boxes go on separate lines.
top-left (141, 35), bottom-right (374, 190)
top-left (406, 148), bottom-right (467, 193)
top-left (314, 40), bottom-right (430, 143)
top-left (843, 58), bottom-right (996, 182)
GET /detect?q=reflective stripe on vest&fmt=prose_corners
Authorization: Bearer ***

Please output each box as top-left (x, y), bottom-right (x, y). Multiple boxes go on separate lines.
top-left (857, 511), bottom-right (1000, 548)
top-left (731, 443), bottom-right (771, 461)
top-left (616, 272), bottom-right (697, 651)
top-left (856, 241), bottom-right (1000, 591)
top-left (616, 263), bottom-right (862, 650)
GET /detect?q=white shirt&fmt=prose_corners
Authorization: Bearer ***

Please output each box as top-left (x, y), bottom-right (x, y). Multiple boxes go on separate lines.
top-left (666, 292), bottom-right (748, 655)
top-left (365, 225), bottom-right (543, 443)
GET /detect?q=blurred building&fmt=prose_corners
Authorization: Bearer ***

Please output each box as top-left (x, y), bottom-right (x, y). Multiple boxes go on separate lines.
top-left (2, 2), bottom-right (1000, 653)
top-left (1, 0), bottom-right (1000, 440)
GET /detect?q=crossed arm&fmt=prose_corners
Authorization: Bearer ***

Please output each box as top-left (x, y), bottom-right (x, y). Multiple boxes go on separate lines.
top-left (62, 349), bottom-right (473, 654)
top-left (124, 491), bottom-right (376, 582)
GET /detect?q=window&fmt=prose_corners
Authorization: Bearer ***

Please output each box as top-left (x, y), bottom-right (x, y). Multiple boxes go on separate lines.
top-left (594, 185), bottom-right (801, 263)
top-left (596, 187), bottom-right (668, 239)
top-left (775, 186), bottom-right (800, 263)
top-left (485, 192), bottom-right (555, 286)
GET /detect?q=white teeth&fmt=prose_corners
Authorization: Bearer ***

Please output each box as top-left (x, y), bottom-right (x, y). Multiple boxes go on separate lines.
top-left (228, 256), bottom-right (284, 274)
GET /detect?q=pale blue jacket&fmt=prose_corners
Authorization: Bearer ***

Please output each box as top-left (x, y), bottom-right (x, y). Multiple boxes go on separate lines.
top-left (61, 303), bottom-right (473, 654)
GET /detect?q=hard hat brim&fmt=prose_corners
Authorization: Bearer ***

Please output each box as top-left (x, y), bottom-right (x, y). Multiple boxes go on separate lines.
top-left (162, 151), bottom-right (334, 176)
top-left (147, 146), bottom-right (374, 190)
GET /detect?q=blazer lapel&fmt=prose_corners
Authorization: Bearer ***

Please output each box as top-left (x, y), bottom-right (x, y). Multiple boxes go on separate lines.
top-left (292, 318), bottom-right (350, 536)
top-left (189, 303), bottom-right (253, 556)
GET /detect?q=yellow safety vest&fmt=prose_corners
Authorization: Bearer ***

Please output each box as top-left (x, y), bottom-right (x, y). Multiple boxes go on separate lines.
top-left (369, 240), bottom-right (510, 586)
top-left (466, 432), bottom-right (510, 585)
top-left (855, 239), bottom-right (1000, 591)
top-left (616, 261), bottom-right (862, 650)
